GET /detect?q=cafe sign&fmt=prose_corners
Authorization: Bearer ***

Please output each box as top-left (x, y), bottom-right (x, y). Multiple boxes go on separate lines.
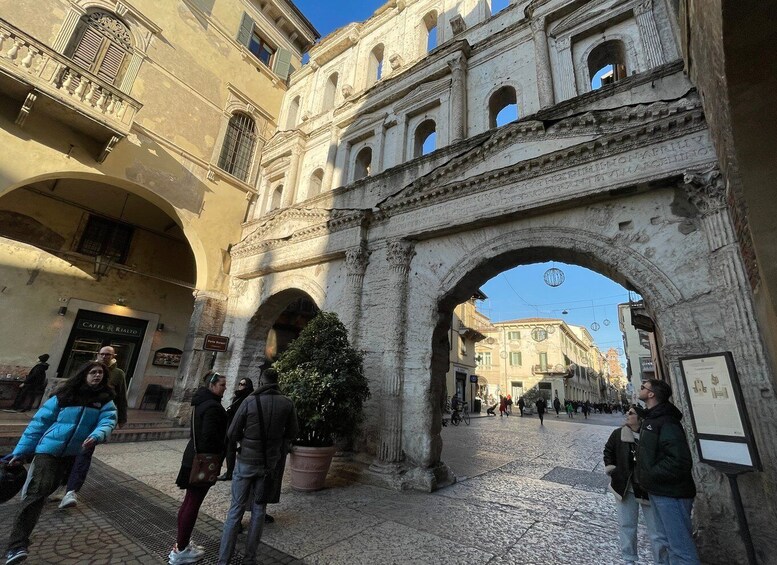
top-left (77, 319), bottom-right (144, 338)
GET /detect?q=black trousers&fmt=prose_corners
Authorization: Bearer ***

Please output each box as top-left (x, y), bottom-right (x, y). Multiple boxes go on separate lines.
top-left (7, 454), bottom-right (72, 551)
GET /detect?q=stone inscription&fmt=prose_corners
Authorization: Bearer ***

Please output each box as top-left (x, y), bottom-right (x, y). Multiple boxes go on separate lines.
top-left (382, 132), bottom-right (714, 238)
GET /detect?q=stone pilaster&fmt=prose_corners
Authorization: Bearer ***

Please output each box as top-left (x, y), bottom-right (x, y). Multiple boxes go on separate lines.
top-left (447, 55), bottom-right (468, 141)
top-left (344, 243), bottom-right (370, 347)
top-left (166, 289), bottom-right (228, 423)
top-left (281, 146), bottom-right (302, 208)
top-left (554, 35), bottom-right (577, 101)
top-left (529, 15), bottom-right (554, 108)
top-left (322, 126), bottom-right (339, 192)
top-left (373, 239), bottom-right (415, 468)
top-left (52, 5), bottom-right (86, 53)
top-left (634, 0), bottom-right (665, 69)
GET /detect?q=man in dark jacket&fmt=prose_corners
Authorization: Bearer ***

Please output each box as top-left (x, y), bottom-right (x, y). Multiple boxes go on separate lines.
top-left (636, 379), bottom-right (700, 564)
top-left (12, 354), bottom-right (49, 411)
top-left (217, 368), bottom-right (298, 565)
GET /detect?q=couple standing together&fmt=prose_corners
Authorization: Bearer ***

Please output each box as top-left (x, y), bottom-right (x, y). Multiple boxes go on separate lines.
top-left (604, 379), bottom-right (700, 565)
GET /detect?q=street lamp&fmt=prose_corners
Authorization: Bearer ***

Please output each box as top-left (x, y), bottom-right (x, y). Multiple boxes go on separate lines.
top-left (93, 254), bottom-right (114, 280)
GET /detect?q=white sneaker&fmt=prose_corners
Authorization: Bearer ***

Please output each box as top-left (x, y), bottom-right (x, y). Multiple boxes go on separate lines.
top-left (48, 486), bottom-right (66, 502)
top-left (58, 490), bottom-right (77, 509)
top-left (168, 543), bottom-right (205, 564)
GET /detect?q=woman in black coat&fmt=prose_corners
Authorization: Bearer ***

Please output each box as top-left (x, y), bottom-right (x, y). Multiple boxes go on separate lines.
top-left (170, 372), bottom-right (228, 565)
top-left (603, 405), bottom-right (666, 564)
top-left (218, 377), bottom-right (254, 481)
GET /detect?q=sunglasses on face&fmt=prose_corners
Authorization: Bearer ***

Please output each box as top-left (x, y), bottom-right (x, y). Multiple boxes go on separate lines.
top-left (238, 382), bottom-right (247, 387)
top-left (640, 384), bottom-right (652, 391)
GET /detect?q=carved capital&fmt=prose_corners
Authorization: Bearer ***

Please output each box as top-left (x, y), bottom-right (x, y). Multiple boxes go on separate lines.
top-left (634, 0), bottom-right (653, 16)
top-left (556, 34), bottom-right (571, 51)
top-left (447, 55), bottom-right (467, 75)
top-left (530, 15), bottom-right (546, 35)
top-left (683, 166), bottom-right (726, 215)
top-left (386, 239), bottom-right (415, 274)
top-left (345, 244), bottom-right (370, 276)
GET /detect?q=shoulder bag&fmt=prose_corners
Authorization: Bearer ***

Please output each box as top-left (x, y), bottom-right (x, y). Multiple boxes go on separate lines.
top-left (254, 394), bottom-right (276, 504)
top-left (188, 405), bottom-right (223, 486)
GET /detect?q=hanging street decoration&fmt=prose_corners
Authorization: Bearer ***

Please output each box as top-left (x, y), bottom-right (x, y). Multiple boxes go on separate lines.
top-left (603, 319), bottom-right (611, 326)
top-left (562, 309), bottom-right (569, 315)
top-left (545, 325), bottom-right (556, 334)
top-left (531, 327), bottom-right (548, 342)
top-left (590, 321), bottom-right (601, 331)
top-left (543, 267), bottom-right (565, 287)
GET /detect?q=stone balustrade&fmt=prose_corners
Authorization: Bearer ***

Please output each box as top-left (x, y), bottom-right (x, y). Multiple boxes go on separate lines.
top-left (0, 18), bottom-right (141, 132)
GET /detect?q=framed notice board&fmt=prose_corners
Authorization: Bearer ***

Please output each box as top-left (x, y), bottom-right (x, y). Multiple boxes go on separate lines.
top-left (679, 352), bottom-right (761, 472)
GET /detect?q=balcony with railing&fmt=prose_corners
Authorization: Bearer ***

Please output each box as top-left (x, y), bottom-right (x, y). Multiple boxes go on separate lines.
top-left (0, 18), bottom-right (141, 160)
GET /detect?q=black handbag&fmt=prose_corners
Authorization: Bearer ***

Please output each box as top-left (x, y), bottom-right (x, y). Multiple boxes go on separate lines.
top-left (188, 407), bottom-right (223, 486)
top-left (254, 394), bottom-right (275, 504)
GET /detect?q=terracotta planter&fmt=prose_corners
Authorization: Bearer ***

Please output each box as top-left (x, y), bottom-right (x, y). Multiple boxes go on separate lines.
top-left (288, 445), bottom-right (337, 492)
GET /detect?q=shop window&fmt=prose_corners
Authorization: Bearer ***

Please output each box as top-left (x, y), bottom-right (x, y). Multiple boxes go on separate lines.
top-left (77, 215), bottom-right (133, 263)
top-left (353, 147), bottom-right (372, 181)
top-left (218, 112), bottom-right (257, 182)
top-left (414, 119), bottom-right (436, 157)
top-left (65, 11), bottom-right (132, 85)
top-left (489, 86), bottom-right (518, 128)
top-left (589, 40), bottom-right (628, 90)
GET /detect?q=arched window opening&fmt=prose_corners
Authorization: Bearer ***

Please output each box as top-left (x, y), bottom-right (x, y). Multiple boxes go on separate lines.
top-left (491, 0), bottom-right (510, 14)
top-left (270, 185), bottom-right (284, 211)
top-left (308, 169), bottom-right (324, 199)
top-left (217, 112), bottom-right (257, 182)
top-left (423, 11), bottom-right (438, 53)
top-left (353, 147), bottom-right (372, 181)
top-left (489, 86), bottom-right (518, 128)
top-left (367, 44), bottom-right (385, 87)
top-left (286, 96), bottom-right (300, 129)
top-left (414, 119), bottom-right (437, 157)
top-left (588, 40), bottom-right (627, 90)
top-left (322, 72), bottom-right (339, 112)
top-left (65, 11), bottom-right (132, 86)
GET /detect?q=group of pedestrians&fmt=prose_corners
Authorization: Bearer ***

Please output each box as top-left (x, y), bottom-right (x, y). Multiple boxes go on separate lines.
top-left (1, 351), bottom-right (297, 565)
top-left (604, 379), bottom-right (700, 565)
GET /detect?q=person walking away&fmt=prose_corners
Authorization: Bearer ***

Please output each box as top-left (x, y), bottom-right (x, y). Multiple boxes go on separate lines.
top-left (582, 401), bottom-right (590, 420)
top-left (517, 396), bottom-right (525, 416)
top-left (57, 346), bottom-right (127, 509)
top-left (553, 396), bottom-right (561, 418)
top-left (636, 379), bottom-right (700, 565)
top-left (218, 378), bottom-right (254, 481)
top-left (2, 361), bottom-right (117, 565)
top-left (506, 394), bottom-right (513, 415)
top-left (604, 406), bottom-right (668, 565)
top-left (535, 397), bottom-right (547, 425)
top-left (566, 401), bottom-right (574, 418)
top-left (11, 355), bottom-right (49, 412)
top-left (217, 368), bottom-right (297, 565)
top-left (169, 372), bottom-right (228, 565)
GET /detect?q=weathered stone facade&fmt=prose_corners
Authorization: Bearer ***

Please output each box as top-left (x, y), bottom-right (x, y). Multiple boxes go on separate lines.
top-left (219, 0), bottom-right (775, 561)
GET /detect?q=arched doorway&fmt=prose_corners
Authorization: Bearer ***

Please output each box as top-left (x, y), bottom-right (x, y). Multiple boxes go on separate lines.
top-left (0, 175), bottom-right (199, 409)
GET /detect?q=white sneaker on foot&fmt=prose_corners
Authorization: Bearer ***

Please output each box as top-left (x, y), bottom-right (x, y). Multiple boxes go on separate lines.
top-left (58, 490), bottom-right (77, 509)
top-left (168, 543), bottom-right (205, 564)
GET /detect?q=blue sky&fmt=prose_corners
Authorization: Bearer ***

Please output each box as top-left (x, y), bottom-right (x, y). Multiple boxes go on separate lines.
top-left (293, 1), bottom-right (633, 356)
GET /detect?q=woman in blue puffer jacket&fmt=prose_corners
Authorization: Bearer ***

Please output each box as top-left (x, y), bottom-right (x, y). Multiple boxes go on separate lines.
top-left (2, 360), bottom-right (117, 565)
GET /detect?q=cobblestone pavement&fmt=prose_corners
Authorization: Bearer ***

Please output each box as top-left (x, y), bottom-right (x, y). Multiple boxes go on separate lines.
top-left (1, 412), bottom-right (667, 564)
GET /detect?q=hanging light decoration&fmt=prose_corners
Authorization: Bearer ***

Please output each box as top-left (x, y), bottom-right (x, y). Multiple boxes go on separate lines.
top-left (603, 319), bottom-right (611, 326)
top-left (544, 267), bottom-right (565, 287)
top-left (562, 309), bottom-right (569, 315)
top-left (545, 324), bottom-right (556, 335)
top-left (531, 327), bottom-right (548, 342)
top-left (590, 321), bottom-right (601, 331)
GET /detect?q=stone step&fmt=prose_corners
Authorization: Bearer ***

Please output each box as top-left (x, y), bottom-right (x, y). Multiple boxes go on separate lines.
top-left (0, 425), bottom-right (189, 453)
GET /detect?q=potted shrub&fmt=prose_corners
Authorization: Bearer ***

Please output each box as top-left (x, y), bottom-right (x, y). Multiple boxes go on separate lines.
top-left (274, 311), bottom-right (370, 491)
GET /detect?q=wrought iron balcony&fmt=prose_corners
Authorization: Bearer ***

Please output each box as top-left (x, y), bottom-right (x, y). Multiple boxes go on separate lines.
top-left (0, 18), bottom-right (141, 161)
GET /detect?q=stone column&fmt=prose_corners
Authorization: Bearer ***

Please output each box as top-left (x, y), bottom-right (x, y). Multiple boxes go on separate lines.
top-left (322, 126), bottom-right (339, 192)
top-left (166, 290), bottom-right (228, 423)
top-left (281, 146), bottom-right (302, 208)
top-left (447, 55), bottom-right (468, 142)
top-left (375, 124), bottom-right (387, 173)
top-left (373, 239), bottom-right (415, 469)
top-left (554, 35), bottom-right (577, 101)
top-left (344, 244), bottom-right (370, 347)
top-left (634, 0), bottom-right (665, 69)
top-left (530, 15), bottom-right (555, 109)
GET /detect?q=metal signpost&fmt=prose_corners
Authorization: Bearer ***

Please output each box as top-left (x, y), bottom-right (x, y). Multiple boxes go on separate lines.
top-left (203, 334), bottom-right (229, 369)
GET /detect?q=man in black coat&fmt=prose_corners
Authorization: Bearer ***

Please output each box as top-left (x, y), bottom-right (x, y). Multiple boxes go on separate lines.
top-left (12, 354), bottom-right (49, 412)
top-left (636, 379), bottom-right (700, 564)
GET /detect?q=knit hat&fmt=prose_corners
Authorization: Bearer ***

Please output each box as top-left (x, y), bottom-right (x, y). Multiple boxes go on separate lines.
top-left (38, 354), bottom-right (50, 363)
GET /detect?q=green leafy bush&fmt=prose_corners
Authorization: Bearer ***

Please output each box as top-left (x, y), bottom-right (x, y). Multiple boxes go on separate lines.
top-left (274, 311), bottom-right (370, 447)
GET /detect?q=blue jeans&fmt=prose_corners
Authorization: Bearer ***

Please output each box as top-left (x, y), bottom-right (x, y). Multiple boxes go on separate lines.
top-left (217, 458), bottom-right (268, 565)
top-left (616, 488), bottom-right (669, 564)
top-left (648, 494), bottom-right (700, 564)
